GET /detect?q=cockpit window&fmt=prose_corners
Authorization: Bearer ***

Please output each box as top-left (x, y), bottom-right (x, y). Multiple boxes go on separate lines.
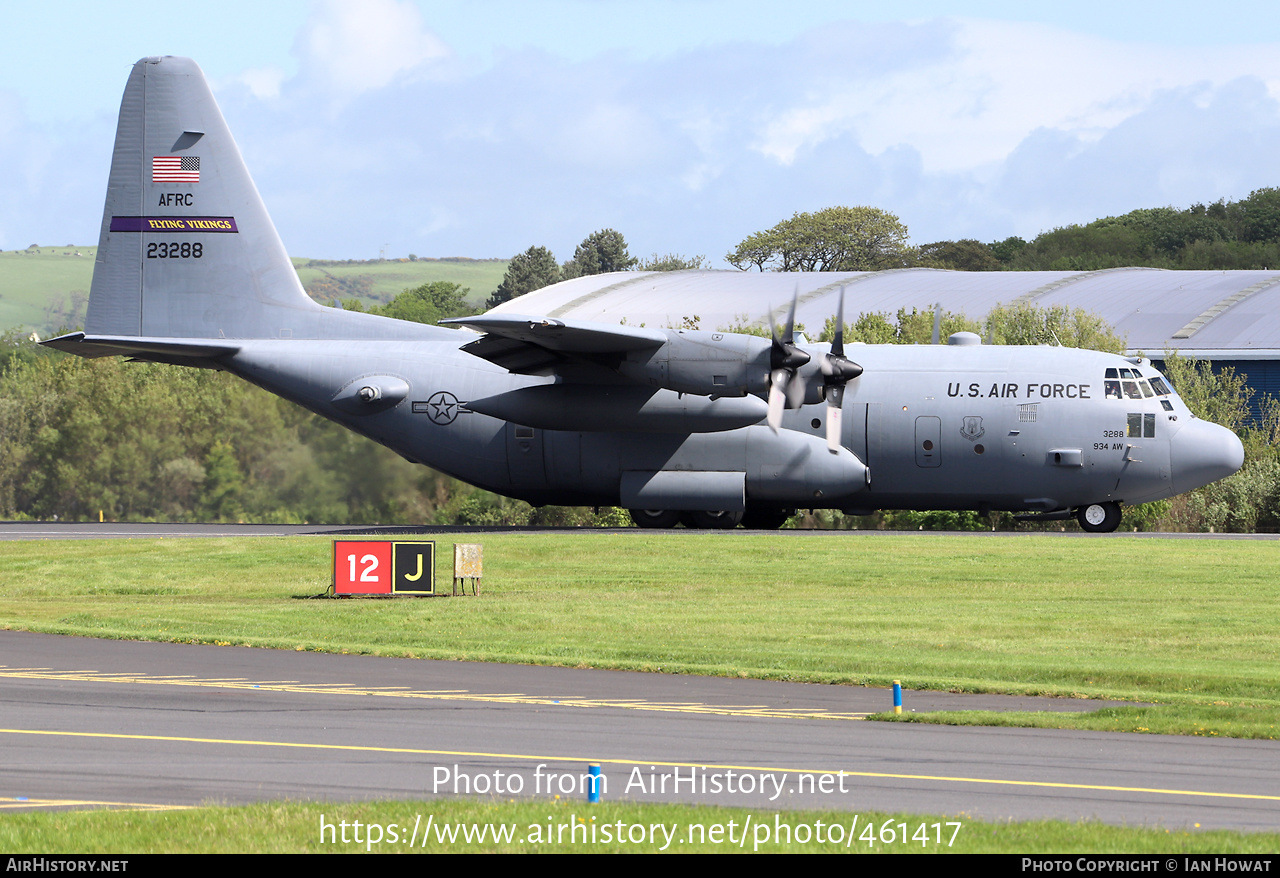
top-left (1105, 368), bottom-right (1176, 403)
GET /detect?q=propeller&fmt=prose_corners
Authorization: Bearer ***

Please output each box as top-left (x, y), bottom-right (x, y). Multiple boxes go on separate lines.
top-left (819, 287), bottom-right (863, 452)
top-left (766, 290), bottom-right (810, 432)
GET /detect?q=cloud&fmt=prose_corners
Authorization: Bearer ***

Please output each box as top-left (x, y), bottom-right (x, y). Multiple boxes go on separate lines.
top-left (236, 67), bottom-right (288, 101)
top-left (12, 11), bottom-right (1280, 264)
top-left (994, 77), bottom-right (1280, 226)
top-left (296, 0), bottom-right (452, 103)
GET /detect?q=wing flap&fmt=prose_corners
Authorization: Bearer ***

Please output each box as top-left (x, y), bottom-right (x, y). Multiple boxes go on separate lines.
top-left (441, 313), bottom-right (668, 376)
top-left (441, 314), bottom-right (666, 353)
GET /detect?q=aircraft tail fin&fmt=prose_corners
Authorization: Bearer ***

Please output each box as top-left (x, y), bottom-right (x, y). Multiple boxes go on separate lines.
top-left (87, 56), bottom-right (324, 340)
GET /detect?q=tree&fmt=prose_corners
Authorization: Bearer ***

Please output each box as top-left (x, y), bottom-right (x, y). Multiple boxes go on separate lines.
top-left (819, 307), bottom-right (978, 344)
top-left (981, 303), bottom-right (1125, 352)
top-left (561, 229), bottom-right (637, 279)
top-left (726, 206), bottom-right (911, 272)
top-left (916, 239), bottom-right (1001, 271)
top-left (486, 246), bottom-right (561, 310)
top-left (988, 236), bottom-right (1026, 265)
top-left (1234, 187), bottom-right (1280, 243)
top-left (638, 253), bottom-right (708, 271)
top-left (373, 281), bottom-right (471, 324)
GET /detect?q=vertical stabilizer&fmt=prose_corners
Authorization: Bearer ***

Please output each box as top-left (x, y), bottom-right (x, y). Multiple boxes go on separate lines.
top-left (87, 56), bottom-right (323, 339)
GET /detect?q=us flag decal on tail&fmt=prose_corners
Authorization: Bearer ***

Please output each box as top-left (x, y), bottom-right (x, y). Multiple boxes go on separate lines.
top-left (152, 155), bottom-right (199, 182)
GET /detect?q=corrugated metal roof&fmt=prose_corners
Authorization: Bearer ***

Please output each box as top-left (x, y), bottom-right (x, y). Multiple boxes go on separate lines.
top-left (489, 268), bottom-right (1280, 354)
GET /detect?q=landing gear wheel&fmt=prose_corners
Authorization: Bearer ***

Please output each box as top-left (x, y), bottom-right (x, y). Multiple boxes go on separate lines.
top-left (628, 509), bottom-right (681, 529)
top-left (739, 508), bottom-right (794, 530)
top-left (679, 510), bottom-right (744, 529)
top-left (1076, 501), bottom-right (1122, 533)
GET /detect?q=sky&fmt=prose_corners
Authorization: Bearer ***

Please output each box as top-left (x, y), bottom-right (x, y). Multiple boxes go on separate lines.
top-left (3, 1), bottom-right (1280, 265)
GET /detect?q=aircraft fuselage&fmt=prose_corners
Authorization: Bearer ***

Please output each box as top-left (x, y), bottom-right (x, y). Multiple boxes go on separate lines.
top-left (224, 333), bottom-right (1235, 520)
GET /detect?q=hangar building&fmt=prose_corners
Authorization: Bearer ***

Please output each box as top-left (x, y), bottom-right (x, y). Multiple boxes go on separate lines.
top-left (494, 267), bottom-right (1280, 412)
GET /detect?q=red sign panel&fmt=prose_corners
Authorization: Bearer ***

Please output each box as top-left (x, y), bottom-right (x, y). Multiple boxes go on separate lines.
top-left (333, 541), bottom-right (435, 595)
top-left (334, 541), bottom-right (393, 594)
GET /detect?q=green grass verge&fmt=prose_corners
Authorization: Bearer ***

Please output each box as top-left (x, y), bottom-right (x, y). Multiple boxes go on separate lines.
top-left (2, 799), bottom-right (1273, 853)
top-left (874, 705), bottom-right (1280, 739)
top-left (0, 532), bottom-right (1277, 738)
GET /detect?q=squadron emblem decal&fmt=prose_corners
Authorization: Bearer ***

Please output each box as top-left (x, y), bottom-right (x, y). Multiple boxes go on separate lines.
top-left (960, 415), bottom-right (985, 442)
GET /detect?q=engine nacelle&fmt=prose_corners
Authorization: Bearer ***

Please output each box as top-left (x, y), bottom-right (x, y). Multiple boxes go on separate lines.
top-left (468, 384), bottom-right (768, 433)
top-left (616, 330), bottom-right (772, 397)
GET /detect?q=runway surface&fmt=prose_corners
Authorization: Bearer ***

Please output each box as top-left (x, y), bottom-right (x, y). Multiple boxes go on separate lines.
top-left (1, 522), bottom-right (1276, 540)
top-left (2, 631), bottom-right (1277, 831)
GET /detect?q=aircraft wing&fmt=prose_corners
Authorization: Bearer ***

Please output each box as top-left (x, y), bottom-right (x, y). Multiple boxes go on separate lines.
top-left (440, 314), bottom-right (667, 375)
top-left (40, 332), bottom-right (240, 367)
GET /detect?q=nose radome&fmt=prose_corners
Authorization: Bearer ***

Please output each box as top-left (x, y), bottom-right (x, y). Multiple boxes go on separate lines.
top-left (1170, 419), bottom-right (1245, 496)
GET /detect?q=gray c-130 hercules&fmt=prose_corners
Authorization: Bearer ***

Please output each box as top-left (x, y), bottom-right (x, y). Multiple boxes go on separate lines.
top-left (45, 56), bottom-right (1245, 532)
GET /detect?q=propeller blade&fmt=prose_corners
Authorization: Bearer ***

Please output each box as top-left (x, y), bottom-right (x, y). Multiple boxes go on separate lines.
top-left (831, 286), bottom-right (846, 358)
top-left (783, 284), bottom-right (799, 344)
top-left (767, 369), bottom-right (788, 432)
top-left (785, 369), bottom-right (806, 409)
top-left (826, 384), bottom-right (844, 452)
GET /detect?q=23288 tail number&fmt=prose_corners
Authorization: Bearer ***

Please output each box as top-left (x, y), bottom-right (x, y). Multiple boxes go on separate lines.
top-left (147, 242), bottom-right (203, 258)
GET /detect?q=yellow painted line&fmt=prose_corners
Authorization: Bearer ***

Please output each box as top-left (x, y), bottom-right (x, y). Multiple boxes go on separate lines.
top-left (3, 728), bottom-right (1276, 804)
top-left (0, 796), bottom-right (190, 812)
top-left (0, 668), bottom-right (867, 721)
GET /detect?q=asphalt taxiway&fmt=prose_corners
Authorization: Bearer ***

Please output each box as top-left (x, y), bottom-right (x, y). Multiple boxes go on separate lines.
top-left (2, 630), bottom-right (1277, 831)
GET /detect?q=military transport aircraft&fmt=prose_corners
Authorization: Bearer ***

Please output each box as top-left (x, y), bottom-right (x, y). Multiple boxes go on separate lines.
top-left (44, 57), bottom-right (1246, 532)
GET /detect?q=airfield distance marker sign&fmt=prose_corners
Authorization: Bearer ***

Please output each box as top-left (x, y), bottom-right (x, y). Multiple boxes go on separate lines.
top-left (333, 540), bottom-right (435, 595)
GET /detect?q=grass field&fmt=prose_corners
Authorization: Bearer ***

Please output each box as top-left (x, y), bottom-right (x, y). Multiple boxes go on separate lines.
top-left (3, 799), bottom-right (1275, 854)
top-left (0, 247), bottom-right (507, 332)
top-left (1, 531), bottom-right (1276, 738)
top-left (291, 256), bottom-right (507, 308)
top-left (0, 247), bottom-right (97, 330)
top-left (3, 530), bottom-right (1277, 852)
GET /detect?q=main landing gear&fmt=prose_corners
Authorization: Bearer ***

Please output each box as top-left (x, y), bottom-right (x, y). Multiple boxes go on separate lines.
top-left (628, 508), bottom-right (795, 530)
top-left (1076, 501), bottom-right (1122, 533)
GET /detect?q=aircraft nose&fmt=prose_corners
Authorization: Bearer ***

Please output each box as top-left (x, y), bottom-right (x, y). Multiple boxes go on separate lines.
top-left (1170, 419), bottom-right (1245, 495)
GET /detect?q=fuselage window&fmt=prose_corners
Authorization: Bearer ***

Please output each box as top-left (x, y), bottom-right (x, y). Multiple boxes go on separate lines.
top-left (1106, 379), bottom-right (1122, 400)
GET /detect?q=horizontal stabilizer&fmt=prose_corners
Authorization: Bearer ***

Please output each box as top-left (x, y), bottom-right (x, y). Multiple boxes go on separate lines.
top-left (41, 331), bottom-right (240, 364)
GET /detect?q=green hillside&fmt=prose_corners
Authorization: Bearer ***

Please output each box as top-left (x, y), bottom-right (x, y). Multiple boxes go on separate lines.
top-left (0, 246), bottom-right (97, 332)
top-left (291, 256), bottom-right (507, 308)
top-left (0, 246), bottom-right (507, 334)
